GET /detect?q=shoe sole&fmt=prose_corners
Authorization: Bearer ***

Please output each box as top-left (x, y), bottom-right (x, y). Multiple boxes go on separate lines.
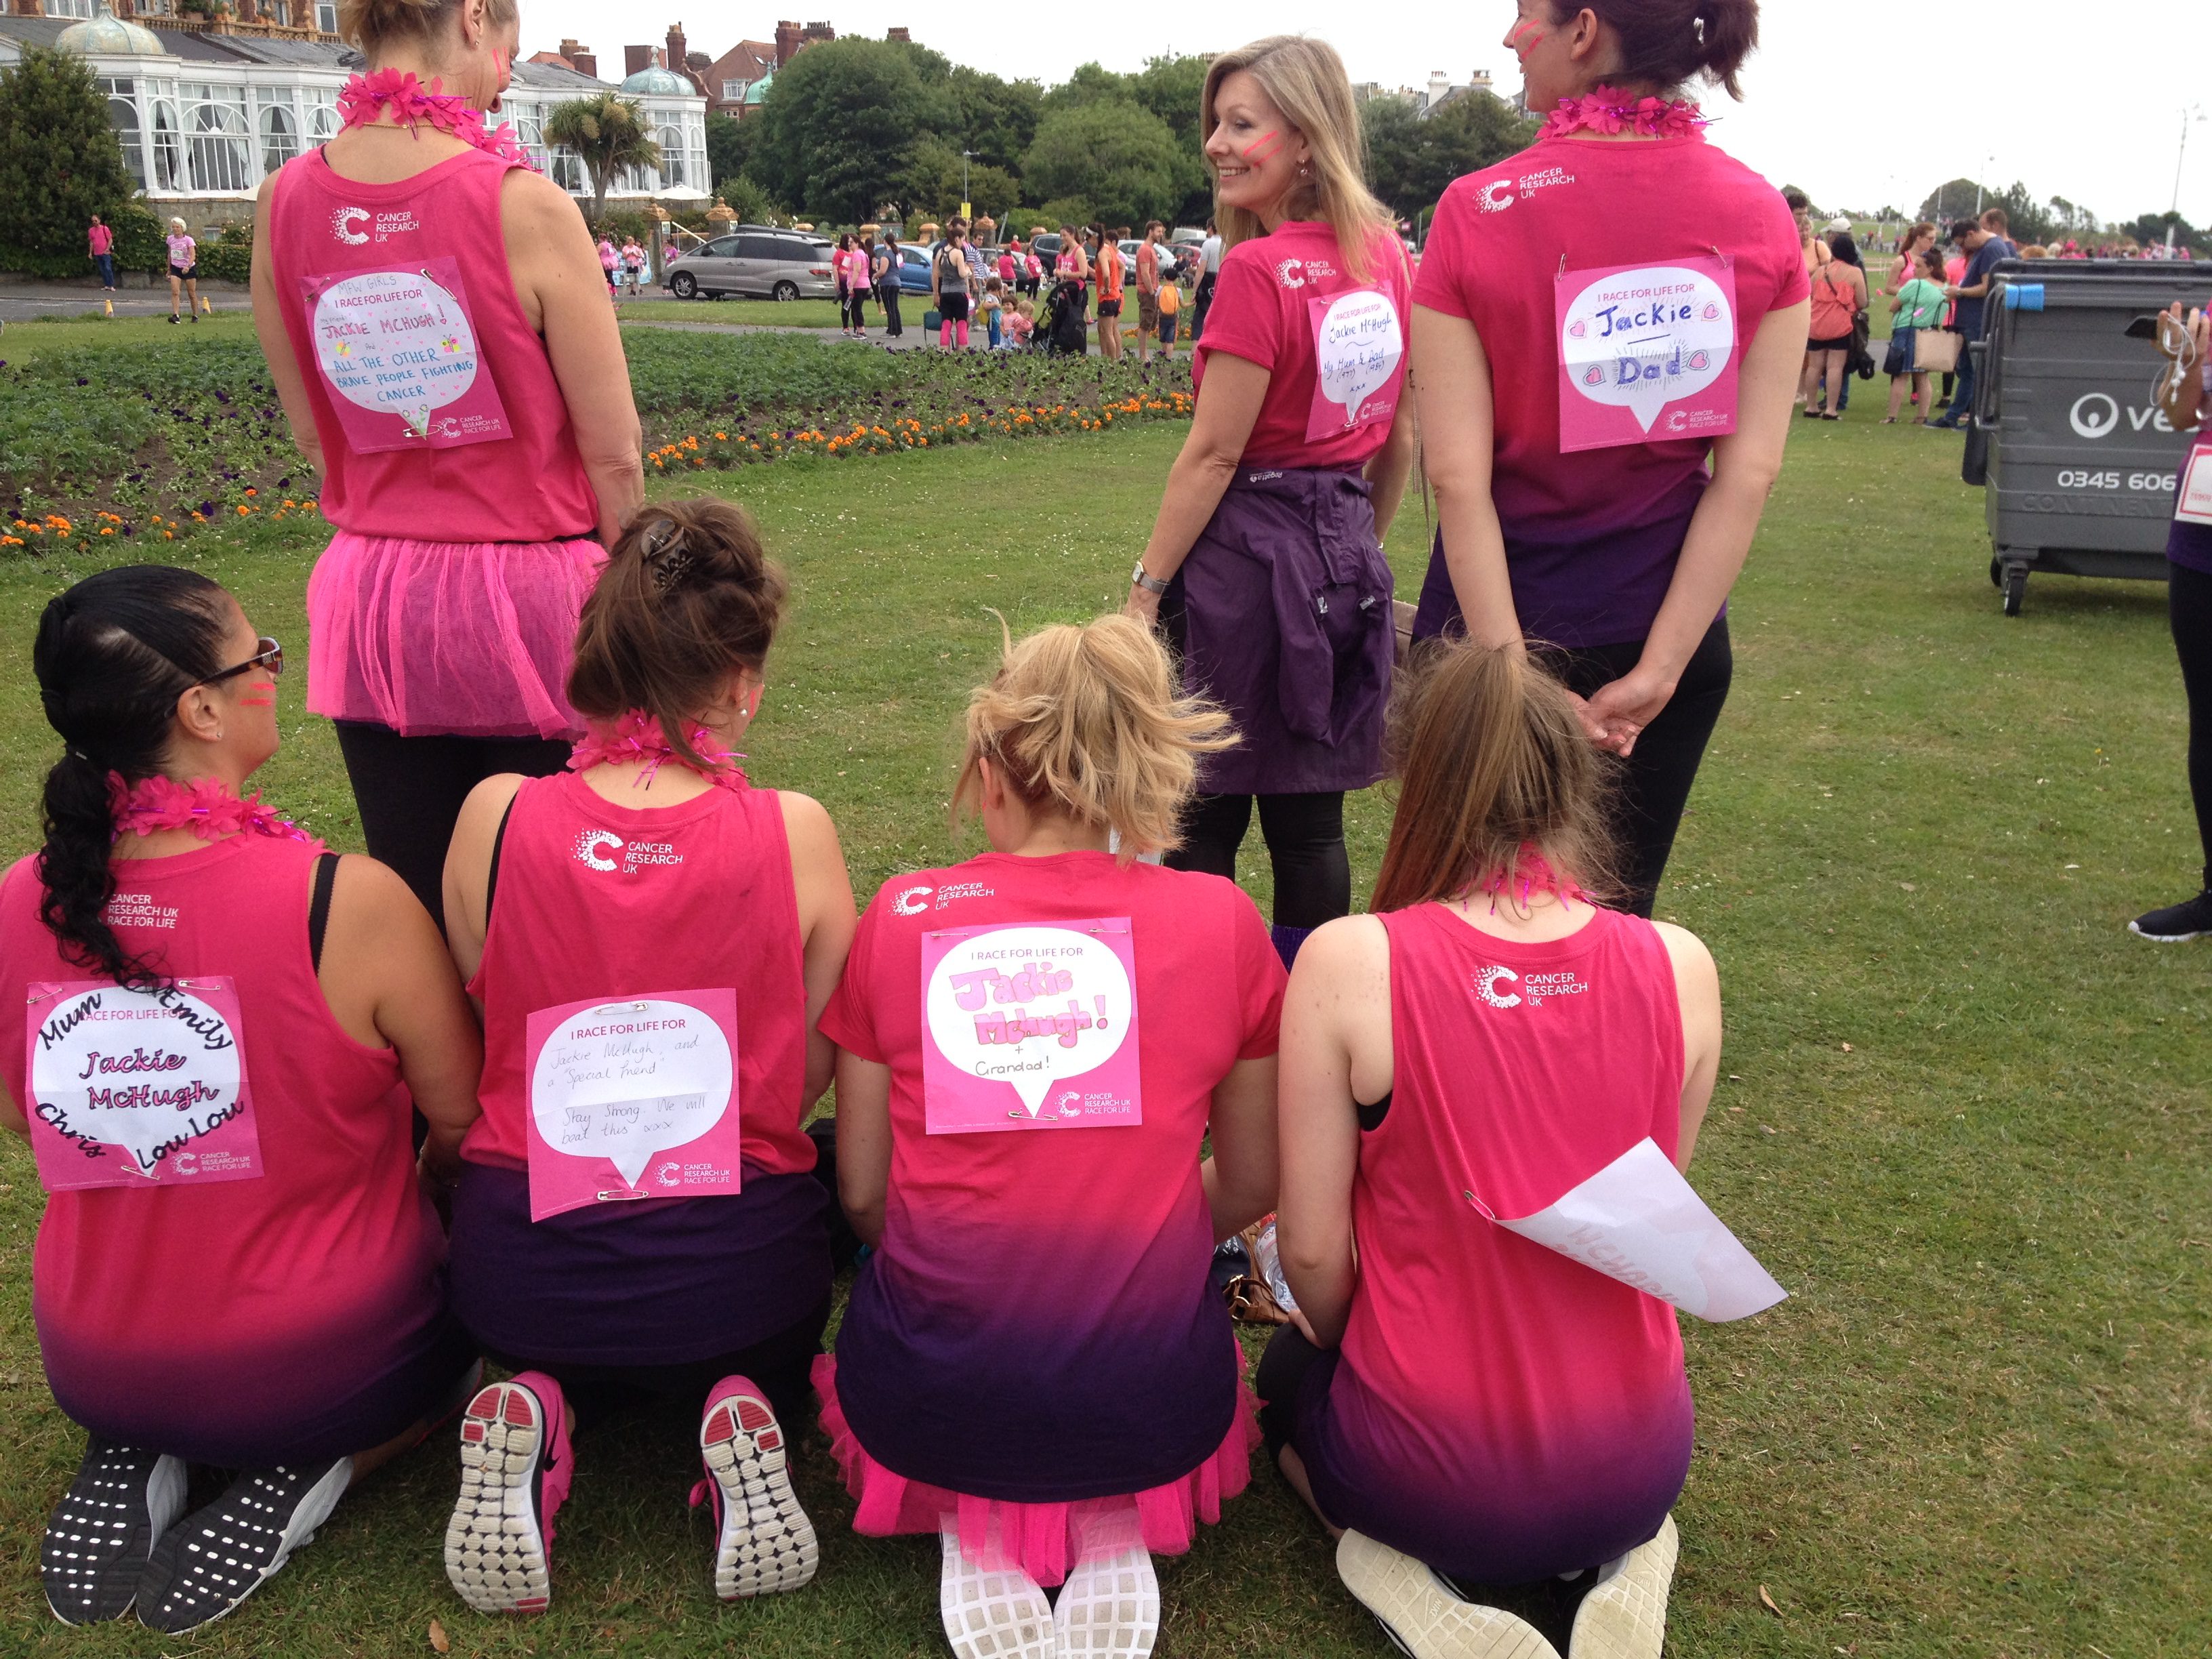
top-left (43, 1447), bottom-right (186, 1624)
top-left (445, 1382), bottom-right (552, 1614)
top-left (1336, 1530), bottom-right (1561, 1659)
top-left (701, 1389), bottom-right (817, 1599)
top-left (1054, 1540), bottom-right (1160, 1656)
top-left (135, 1458), bottom-right (350, 1635)
top-left (940, 1528), bottom-right (1056, 1659)
top-left (1569, 1515), bottom-right (1678, 1659)
top-left (2127, 922), bottom-right (2209, 943)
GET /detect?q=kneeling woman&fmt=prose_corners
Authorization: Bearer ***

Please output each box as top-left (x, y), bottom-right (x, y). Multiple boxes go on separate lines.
top-left (1268, 643), bottom-right (1723, 1659)
top-left (2, 567), bottom-right (482, 1633)
top-left (439, 499), bottom-right (856, 1612)
top-left (822, 616), bottom-right (1282, 1659)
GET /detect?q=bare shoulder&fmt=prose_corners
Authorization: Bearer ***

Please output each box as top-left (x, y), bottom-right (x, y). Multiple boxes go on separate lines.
top-left (1650, 920), bottom-right (1720, 997)
top-left (773, 789), bottom-right (838, 846)
top-left (500, 167), bottom-right (587, 234)
top-left (325, 851), bottom-right (430, 945)
top-left (1290, 912), bottom-right (1390, 985)
top-left (457, 772), bottom-right (529, 839)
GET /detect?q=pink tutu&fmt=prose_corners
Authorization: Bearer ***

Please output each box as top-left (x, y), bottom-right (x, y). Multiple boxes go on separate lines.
top-left (306, 530), bottom-right (605, 739)
top-left (812, 1352), bottom-right (1259, 1588)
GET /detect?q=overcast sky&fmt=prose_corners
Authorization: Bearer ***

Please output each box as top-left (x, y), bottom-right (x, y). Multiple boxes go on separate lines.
top-left (522, 0), bottom-right (2211, 227)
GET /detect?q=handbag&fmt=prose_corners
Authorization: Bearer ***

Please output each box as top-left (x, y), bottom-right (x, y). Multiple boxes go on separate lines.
top-left (1881, 333), bottom-right (1910, 377)
top-left (1848, 308), bottom-right (1876, 380)
top-left (1914, 329), bottom-right (1962, 373)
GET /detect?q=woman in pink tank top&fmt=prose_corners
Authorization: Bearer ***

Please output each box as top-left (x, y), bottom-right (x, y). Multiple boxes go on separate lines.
top-left (436, 498), bottom-right (856, 1618)
top-left (252, 0), bottom-right (644, 924)
top-left (1, 566), bottom-right (485, 1635)
top-left (1265, 642), bottom-right (1727, 1659)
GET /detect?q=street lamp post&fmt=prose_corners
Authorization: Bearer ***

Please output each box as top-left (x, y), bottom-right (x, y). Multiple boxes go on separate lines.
top-left (2173, 104), bottom-right (2207, 250)
top-left (962, 149), bottom-right (977, 222)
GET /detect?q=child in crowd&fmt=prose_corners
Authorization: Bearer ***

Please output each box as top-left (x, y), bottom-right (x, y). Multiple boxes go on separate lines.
top-left (7, 567), bottom-right (481, 1634)
top-left (820, 614), bottom-right (1284, 1659)
top-left (1006, 296), bottom-right (1037, 349)
top-left (596, 234), bottom-right (619, 297)
top-left (1267, 640), bottom-right (1723, 1659)
top-left (1156, 272), bottom-right (1182, 356)
top-left (981, 276), bottom-right (1006, 349)
top-left (438, 499), bottom-right (857, 1615)
top-left (620, 237), bottom-right (646, 298)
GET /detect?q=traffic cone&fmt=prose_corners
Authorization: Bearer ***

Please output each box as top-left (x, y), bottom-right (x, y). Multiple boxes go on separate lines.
top-left (104, 296), bottom-right (115, 318)
top-left (199, 295), bottom-right (213, 315)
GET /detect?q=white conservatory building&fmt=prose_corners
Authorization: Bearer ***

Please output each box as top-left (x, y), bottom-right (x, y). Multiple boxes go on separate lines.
top-left (0, 8), bottom-right (710, 228)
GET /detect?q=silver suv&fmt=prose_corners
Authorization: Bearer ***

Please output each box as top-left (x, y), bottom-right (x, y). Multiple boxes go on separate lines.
top-left (664, 228), bottom-right (837, 301)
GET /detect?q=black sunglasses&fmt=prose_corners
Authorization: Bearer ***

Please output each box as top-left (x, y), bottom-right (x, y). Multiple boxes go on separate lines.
top-left (205, 636), bottom-right (283, 685)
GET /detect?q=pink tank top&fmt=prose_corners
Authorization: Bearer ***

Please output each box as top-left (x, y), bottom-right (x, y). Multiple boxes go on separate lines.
top-left (463, 771), bottom-right (813, 1179)
top-left (267, 146), bottom-right (596, 542)
top-left (0, 838), bottom-right (447, 1443)
top-left (1328, 903), bottom-right (1689, 1487)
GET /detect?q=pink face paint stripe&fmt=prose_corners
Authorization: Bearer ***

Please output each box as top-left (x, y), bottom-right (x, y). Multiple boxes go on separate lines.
top-left (1242, 129), bottom-right (1285, 163)
top-left (1509, 19), bottom-right (1547, 58)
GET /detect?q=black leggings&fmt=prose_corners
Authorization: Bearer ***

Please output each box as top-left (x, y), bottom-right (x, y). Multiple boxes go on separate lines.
top-left (484, 1294), bottom-right (830, 1434)
top-left (1166, 791), bottom-right (1349, 930)
top-left (877, 284), bottom-right (903, 336)
top-left (842, 286), bottom-right (868, 330)
top-left (1547, 617), bottom-right (1734, 918)
top-left (2173, 562), bottom-right (2212, 890)
top-left (333, 720), bottom-right (572, 926)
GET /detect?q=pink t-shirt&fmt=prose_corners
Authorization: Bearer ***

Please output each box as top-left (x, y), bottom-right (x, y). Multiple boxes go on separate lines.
top-left (88, 223), bottom-right (113, 255)
top-left (165, 232), bottom-right (194, 268)
top-left (1411, 132), bottom-right (1806, 646)
top-left (817, 849), bottom-right (1285, 1500)
top-left (1193, 220), bottom-right (1412, 470)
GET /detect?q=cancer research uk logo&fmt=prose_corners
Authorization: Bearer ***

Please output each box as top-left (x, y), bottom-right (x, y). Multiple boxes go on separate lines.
top-left (1473, 965), bottom-right (1590, 1010)
top-left (1476, 165), bottom-right (1577, 214)
top-left (890, 880), bottom-right (995, 916)
top-left (572, 829), bottom-right (682, 874)
top-left (330, 205), bottom-right (421, 245)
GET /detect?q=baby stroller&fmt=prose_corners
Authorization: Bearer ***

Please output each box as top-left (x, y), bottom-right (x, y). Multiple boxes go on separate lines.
top-left (1042, 278), bottom-right (1089, 356)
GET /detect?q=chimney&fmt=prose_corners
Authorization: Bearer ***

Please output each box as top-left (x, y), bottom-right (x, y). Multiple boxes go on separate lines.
top-left (886, 25), bottom-right (909, 41)
top-left (803, 19), bottom-right (833, 44)
top-left (774, 19), bottom-right (800, 65)
top-left (626, 43), bottom-right (651, 77)
top-left (564, 41), bottom-right (597, 77)
top-left (1426, 70), bottom-right (1448, 108)
top-left (665, 22), bottom-right (687, 73)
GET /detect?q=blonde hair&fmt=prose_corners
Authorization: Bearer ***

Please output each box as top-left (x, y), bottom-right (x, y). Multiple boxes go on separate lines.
top-left (168, 216), bottom-right (186, 231)
top-left (337, 0), bottom-right (516, 56)
top-left (1202, 36), bottom-right (1393, 282)
top-left (955, 614), bottom-right (1236, 860)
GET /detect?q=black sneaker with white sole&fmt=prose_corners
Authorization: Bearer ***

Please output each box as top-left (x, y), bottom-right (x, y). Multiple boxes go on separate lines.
top-left (134, 1457), bottom-right (352, 1634)
top-left (2128, 890), bottom-right (2212, 943)
top-left (42, 1438), bottom-right (187, 1624)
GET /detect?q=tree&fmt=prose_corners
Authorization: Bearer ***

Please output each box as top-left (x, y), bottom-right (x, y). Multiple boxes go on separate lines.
top-left (897, 137), bottom-right (1019, 224)
top-left (543, 94), bottom-right (660, 228)
top-left (1918, 178), bottom-right (1984, 226)
top-left (2123, 211), bottom-right (2206, 253)
top-left (748, 38), bottom-right (938, 223)
top-left (1023, 99), bottom-right (1190, 230)
top-left (1128, 54), bottom-right (1209, 149)
top-left (705, 110), bottom-right (757, 193)
top-left (0, 47), bottom-right (139, 279)
top-left (945, 64), bottom-right (1041, 176)
top-left (1361, 90), bottom-right (1535, 226)
top-left (716, 172), bottom-right (775, 224)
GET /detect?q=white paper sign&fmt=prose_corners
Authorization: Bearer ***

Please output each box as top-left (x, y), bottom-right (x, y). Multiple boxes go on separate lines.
top-left (1494, 1137), bottom-right (1786, 1322)
top-left (529, 997), bottom-right (735, 1186)
top-left (2177, 436), bottom-right (2212, 526)
top-left (922, 922), bottom-right (1138, 1122)
top-left (1307, 288), bottom-right (1406, 438)
top-left (1558, 260), bottom-right (1737, 438)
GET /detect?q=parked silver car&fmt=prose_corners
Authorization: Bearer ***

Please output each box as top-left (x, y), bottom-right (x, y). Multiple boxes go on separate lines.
top-left (663, 228), bottom-right (837, 301)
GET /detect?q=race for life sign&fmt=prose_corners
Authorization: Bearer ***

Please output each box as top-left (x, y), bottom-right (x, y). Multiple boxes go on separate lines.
top-left (300, 256), bottom-right (512, 453)
top-left (1306, 288), bottom-right (1406, 442)
top-left (2176, 434), bottom-right (2212, 526)
top-left (920, 918), bottom-right (1141, 1134)
top-left (524, 990), bottom-right (742, 1221)
top-left (24, 977), bottom-right (262, 1191)
top-left (1555, 255), bottom-right (1738, 451)
top-left (1492, 1137), bottom-right (1786, 1322)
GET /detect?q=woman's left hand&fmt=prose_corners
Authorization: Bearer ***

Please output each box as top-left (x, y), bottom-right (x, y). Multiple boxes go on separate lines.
top-left (1123, 581), bottom-right (1162, 625)
top-left (1582, 661), bottom-right (1681, 757)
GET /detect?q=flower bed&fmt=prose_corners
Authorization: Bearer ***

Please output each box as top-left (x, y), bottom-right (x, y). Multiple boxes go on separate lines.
top-left (1, 332), bottom-right (1194, 552)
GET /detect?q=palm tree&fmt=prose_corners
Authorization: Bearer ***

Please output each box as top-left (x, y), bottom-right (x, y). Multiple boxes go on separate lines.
top-left (542, 94), bottom-right (661, 228)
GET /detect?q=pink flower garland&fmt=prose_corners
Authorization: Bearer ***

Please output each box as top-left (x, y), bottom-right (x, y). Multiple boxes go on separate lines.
top-left (337, 68), bottom-right (536, 171)
top-left (568, 711), bottom-right (749, 790)
top-left (1541, 84), bottom-right (1706, 141)
top-left (1464, 846), bottom-right (1591, 914)
top-left (109, 773), bottom-right (325, 851)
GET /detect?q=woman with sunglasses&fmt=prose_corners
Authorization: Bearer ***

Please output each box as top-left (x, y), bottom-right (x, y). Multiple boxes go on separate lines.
top-left (0, 567), bottom-right (484, 1635)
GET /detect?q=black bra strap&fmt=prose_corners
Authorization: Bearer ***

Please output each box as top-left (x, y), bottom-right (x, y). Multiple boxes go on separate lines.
top-left (308, 851), bottom-right (340, 974)
top-left (1356, 1090), bottom-right (1393, 1132)
top-left (485, 792), bottom-right (518, 922)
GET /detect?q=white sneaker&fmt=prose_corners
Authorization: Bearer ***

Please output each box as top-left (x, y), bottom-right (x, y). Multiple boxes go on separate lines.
top-left (695, 1375), bottom-right (817, 1599)
top-left (940, 1521), bottom-right (1057, 1659)
top-left (1336, 1530), bottom-right (1562, 1659)
top-left (1567, 1515), bottom-right (1677, 1659)
top-left (1053, 1525), bottom-right (1159, 1656)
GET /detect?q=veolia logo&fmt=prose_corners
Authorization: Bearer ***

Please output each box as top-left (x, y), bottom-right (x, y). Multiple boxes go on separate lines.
top-left (2070, 393), bottom-right (2120, 439)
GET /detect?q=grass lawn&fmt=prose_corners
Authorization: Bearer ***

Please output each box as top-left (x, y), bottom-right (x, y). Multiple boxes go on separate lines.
top-left (618, 297), bottom-right (846, 330)
top-left (0, 404), bottom-right (2205, 1656)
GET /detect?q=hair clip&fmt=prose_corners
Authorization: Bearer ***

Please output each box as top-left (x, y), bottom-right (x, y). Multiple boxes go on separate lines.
top-left (642, 519), bottom-right (694, 594)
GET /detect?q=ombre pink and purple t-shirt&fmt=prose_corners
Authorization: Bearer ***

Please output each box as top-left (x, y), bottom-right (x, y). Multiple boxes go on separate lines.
top-left (819, 851), bottom-right (1284, 1507)
top-left (1410, 133), bottom-right (1806, 647)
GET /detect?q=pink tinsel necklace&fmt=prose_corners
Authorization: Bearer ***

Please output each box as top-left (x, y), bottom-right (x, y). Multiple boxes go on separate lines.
top-left (568, 712), bottom-right (749, 792)
top-left (110, 773), bottom-right (325, 852)
top-left (1541, 83), bottom-right (1706, 141)
top-left (336, 67), bottom-right (535, 169)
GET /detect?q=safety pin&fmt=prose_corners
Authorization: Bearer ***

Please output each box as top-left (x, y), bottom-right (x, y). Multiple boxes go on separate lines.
top-left (590, 1002), bottom-right (651, 1016)
top-left (595, 1189), bottom-right (651, 1202)
top-left (1461, 1189), bottom-right (1498, 1222)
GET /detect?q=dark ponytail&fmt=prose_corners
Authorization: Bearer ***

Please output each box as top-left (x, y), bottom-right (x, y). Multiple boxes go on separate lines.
top-left (567, 497), bottom-right (787, 774)
top-left (33, 566), bottom-right (232, 988)
top-left (1554, 0), bottom-right (1761, 100)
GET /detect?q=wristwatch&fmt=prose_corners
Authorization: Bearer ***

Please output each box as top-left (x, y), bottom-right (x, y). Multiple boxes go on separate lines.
top-left (1130, 562), bottom-right (1170, 595)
